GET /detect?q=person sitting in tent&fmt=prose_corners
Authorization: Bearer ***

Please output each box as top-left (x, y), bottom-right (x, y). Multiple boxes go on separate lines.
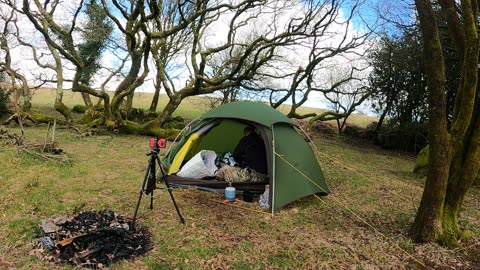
top-left (216, 125), bottom-right (268, 183)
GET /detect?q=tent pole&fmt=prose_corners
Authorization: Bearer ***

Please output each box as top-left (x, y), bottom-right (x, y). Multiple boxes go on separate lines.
top-left (271, 124), bottom-right (275, 217)
top-left (165, 115), bottom-right (202, 153)
top-left (297, 126), bottom-right (324, 164)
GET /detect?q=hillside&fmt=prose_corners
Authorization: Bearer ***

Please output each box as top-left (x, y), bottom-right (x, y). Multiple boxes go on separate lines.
top-left (28, 88), bottom-right (376, 128)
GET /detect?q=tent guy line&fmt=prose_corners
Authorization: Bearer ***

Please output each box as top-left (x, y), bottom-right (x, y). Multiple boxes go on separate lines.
top-left (312, 194), bottom-right (426, 267)
top-left (275, 148), bottom-right (426, 267)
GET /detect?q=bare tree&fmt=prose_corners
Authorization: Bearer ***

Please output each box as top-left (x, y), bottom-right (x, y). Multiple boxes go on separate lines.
top-left (142, 0), bottom-right (282, 129)
top-left (264, 0), bottom-right (372, 122)
top-left (18, 0), bottom-right (115, 124)
top-left (7, 0), bottom-right (375, 138)
top-left (0, 3), bottom-right (35, 124)
top-left (119, 0), bottom-right (355, 135)
top-left (14, 10), bottom-right (74, 122)
top-left (308, 66), bottom-right (370, 133)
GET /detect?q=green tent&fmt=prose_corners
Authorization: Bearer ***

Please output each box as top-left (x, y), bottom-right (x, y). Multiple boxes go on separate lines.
top-left (162, 101), bottom-right (329, 211)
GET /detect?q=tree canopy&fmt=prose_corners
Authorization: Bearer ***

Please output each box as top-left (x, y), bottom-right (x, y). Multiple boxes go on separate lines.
top-left (0, 0), bottom-right (373, 135)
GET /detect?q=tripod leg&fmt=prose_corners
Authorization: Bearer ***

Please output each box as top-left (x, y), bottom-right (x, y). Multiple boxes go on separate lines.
top-left (157, 156), bottom-right (185, 224)
top-left (132, 154), bottom-right (155, 230)
top-left (167, 188), bottom-right (185, 224)
top-left (149, 154), bottom-right (157, 210)
top-left (131, 190), bottom-right (144, 230)
top-left (150, 189), bottom-right (154, 210)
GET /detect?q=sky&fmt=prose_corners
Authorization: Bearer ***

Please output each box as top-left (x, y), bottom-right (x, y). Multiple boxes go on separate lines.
top-left (1, 0), bottom-right (383, 113)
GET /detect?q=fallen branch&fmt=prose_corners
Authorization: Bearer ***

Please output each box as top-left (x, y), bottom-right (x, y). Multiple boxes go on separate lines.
top-left (0, 129), bottom-right (23, 145)
top-left (57, 124), bottom-right (96, 137)
top-left (19, 146), bottom-right (70, 162)
top-left (2, 112), bottom-right (38, 126)
top-left (1, 121), bottom-right (71, 163)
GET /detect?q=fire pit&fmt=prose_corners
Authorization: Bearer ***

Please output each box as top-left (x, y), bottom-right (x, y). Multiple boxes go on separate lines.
top-left (33, 210), bottom-right (152, 268)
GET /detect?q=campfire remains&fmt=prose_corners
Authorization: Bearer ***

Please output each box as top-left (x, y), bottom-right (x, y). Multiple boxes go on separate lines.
top-left (32, 210), bottom-right (152, 268)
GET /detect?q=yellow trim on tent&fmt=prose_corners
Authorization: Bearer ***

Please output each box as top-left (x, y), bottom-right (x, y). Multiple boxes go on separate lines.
top-left (168, 133), bottom-right (201, 175)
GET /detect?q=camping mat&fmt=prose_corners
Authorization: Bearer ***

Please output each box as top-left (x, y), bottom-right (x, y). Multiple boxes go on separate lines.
top-left (166, 175), bottom-right (267, 193)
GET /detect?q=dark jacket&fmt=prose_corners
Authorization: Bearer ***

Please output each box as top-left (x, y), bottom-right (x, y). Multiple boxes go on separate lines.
top-left (233, 132), bottom-right (268, 174)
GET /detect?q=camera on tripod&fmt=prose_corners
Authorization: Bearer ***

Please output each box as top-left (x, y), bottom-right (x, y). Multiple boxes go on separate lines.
top-left (132, 136), bottom-right (185, 229)
top-left (149, 138), bottom-right (166, 149)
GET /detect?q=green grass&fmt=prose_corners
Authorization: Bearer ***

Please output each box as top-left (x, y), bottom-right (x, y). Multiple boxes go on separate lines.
top-left (30, 88), bottom-right (213, 120)
top-left (29, 88), bottom-right (374, 127)
top-left (0, 91), bottom-right (479, 269)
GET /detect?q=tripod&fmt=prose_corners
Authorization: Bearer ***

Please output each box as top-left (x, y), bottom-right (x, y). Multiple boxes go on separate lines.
top-left (132, 141), bottom-right (185, 229)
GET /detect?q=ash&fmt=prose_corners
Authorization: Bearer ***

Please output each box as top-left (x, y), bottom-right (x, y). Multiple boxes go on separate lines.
top-left (33, 210), bottom-right (152, 268)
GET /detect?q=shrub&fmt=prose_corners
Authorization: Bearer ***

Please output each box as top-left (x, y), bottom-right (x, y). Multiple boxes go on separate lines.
top-left (72, 104), bottom-right (87, 113)
top-left (162, 116), bottom-right (185, 129)
top-left (375, 121), bottom-right (428, 153)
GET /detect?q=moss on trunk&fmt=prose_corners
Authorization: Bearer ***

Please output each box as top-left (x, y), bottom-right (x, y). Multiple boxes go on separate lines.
top-left (30, 110), bottom-right (64, 125)
top-left (54, 101), bottom-right (73, 123)
top-left (80, 108), bottom-right (103, 124)
top-left (410, 0), bottom-right (451, 244)
top-left (414, 145), bottom-right (429, 174)
top-left (155, 97), bottom-right (182, 128)
top-left (439, 204), bottom-right (461, 248)
top-left (120, 120), bottom-right (180, 139)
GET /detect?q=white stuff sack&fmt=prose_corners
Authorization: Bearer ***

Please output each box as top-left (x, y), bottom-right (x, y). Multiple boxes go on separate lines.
top-left (177, 150), bottom-right (218, 178)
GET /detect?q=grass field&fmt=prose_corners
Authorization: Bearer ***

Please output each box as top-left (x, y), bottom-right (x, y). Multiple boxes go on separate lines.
top-left (28, 88), bottom-right (375, 128)
top-left (0, 90), bottom-right (479, 269)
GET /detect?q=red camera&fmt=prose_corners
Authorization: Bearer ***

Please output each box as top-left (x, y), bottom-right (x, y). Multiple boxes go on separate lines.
top-left (149, 138), bottom-right (166, 148)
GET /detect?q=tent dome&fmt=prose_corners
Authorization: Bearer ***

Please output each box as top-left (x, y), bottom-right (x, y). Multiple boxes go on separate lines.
top-left (162, 101), bottom-right (328, 211)
top-left (201, 102), bottom-right (296, 127)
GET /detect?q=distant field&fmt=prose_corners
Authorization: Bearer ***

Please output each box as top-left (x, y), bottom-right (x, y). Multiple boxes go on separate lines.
top-left (30, 88), bottom-right (211, 120)
top-left (30, 88), bottom-right (376, 128)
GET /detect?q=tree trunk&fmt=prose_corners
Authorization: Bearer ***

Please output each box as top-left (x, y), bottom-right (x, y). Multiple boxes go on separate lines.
top-left (410, 142), bottom-right (450, 242)
top-left (410, 0), bottom-right (451, 243)
top-left (155, 96), bottom-right (182, 127)
top-left (336, 118), bottom-right (341, 133)
top-left (53, 65), bottom-right (73, 123)
top-left (21, 86), bottom-right (31, 112)
top-left (442, 165), bottom-right (480, 246)
top-left (441, 148), bottom-right (467, 247)
top-left (110, 49), bottom-right (145, 116)
top-left (439, 0), bottom-right (480, 247)
top-left (102, 93), bottom-right (113, 125)
top-left (123, 92), bottom-right (134, 117)
top-left (81, 92), bottom-right (93, 107)
top-left (411, 0), bottom-right (479, 246)
top-left (442, 114), bottom-right (480, 246)
top-left (149, 86), bottom-right (161, 113)
top-left (374, 108), bottom-right (389, 135)
top-left (54, 100), bottom-right (73, 123)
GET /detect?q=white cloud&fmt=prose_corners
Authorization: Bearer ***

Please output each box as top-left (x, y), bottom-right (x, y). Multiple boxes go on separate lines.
top-left (2, 0), bottom-right (374, 111)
